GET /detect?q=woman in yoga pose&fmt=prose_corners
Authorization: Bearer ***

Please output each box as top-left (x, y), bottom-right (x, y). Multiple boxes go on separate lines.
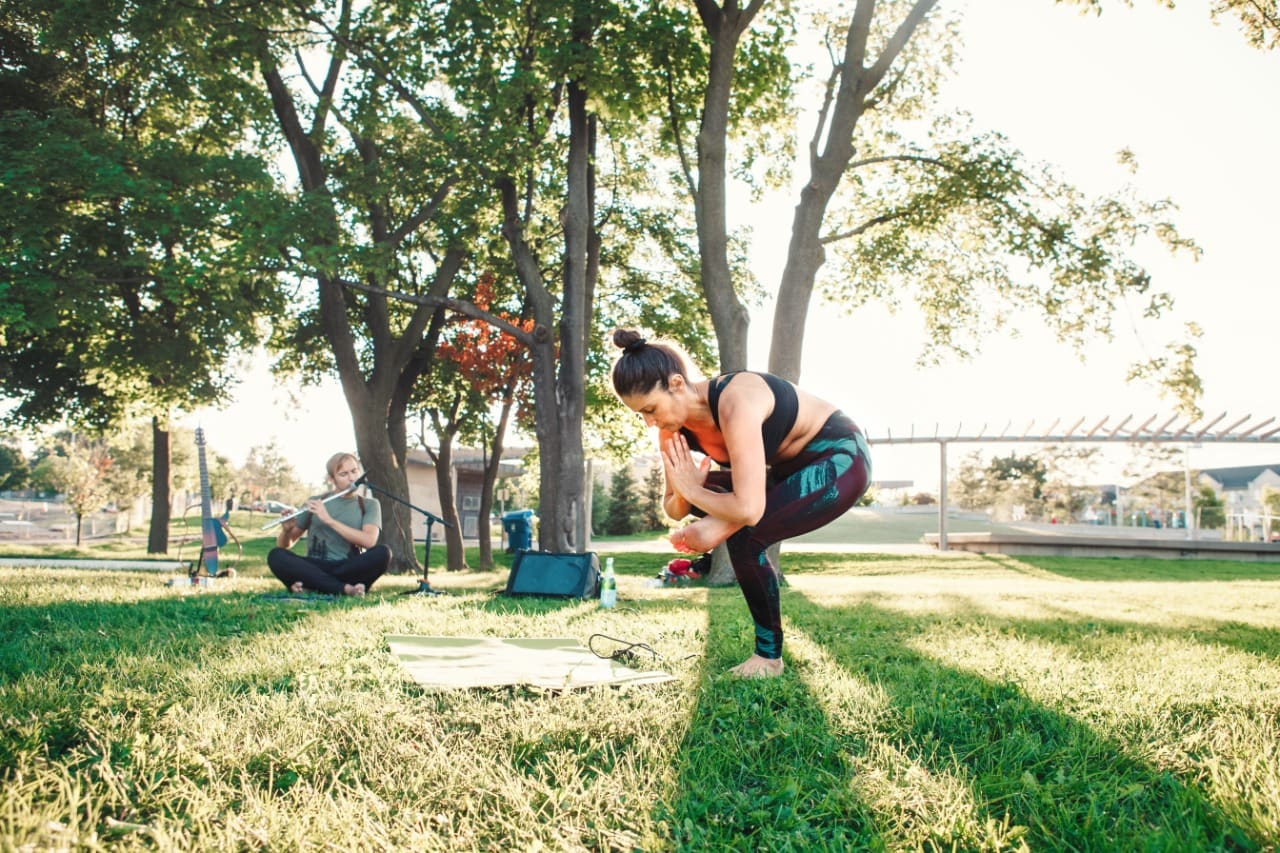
top-left (612, 329), bottom-right (871, 677)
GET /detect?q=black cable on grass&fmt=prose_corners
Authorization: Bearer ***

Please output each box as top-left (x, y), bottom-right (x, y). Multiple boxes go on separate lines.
top-left (588, 633), bottom-right (658, 664)
top-left (588, 633), bottom-right (703, 665)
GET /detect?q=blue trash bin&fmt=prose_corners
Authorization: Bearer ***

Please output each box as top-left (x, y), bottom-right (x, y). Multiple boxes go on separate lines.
top-left (502, 509), bottom-right (535, 552)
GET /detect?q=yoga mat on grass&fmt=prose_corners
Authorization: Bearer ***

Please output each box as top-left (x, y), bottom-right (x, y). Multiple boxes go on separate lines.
top-left (387, 635), bottom-right (675, 691)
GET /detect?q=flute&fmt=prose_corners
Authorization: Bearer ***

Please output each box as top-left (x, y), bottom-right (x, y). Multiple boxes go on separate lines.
top-left (260, 484), bottom-right (359, 530)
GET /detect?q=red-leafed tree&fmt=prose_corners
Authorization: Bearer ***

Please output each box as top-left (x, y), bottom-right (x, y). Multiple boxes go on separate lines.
top-left (429, 273), bottom-right (535, 569)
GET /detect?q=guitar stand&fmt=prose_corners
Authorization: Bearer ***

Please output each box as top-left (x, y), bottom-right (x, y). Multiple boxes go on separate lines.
top-left (358, 480), bottom-right (451, 597)
top-left (177, 503), bottom-right (242, 582)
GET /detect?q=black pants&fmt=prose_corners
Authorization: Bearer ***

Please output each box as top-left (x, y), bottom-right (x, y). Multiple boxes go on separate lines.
top-left (702, 412), bottom-right (871, 659)
top-left (267, 545), bottom-right (392, 595)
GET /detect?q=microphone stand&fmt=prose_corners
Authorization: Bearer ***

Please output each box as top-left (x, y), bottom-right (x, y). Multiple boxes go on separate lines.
top-left (360, 478), bottom-right (452, 596)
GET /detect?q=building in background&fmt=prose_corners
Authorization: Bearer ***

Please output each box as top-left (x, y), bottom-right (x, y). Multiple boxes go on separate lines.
top-left (404, 447), bottom-right (526, 541)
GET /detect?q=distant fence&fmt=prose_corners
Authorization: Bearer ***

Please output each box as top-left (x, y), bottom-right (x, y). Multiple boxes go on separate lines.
top-left (0, 497), bottom-right (136, 542)
top-left (1225, 511), bottom-right (1278, 543)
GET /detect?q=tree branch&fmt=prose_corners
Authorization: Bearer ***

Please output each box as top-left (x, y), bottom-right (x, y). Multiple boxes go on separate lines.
top-left (863, 0), bottom-right (938, 94)
top-left (304, 0), bottom-right (351, 138)
top-left (337, 277), bottom-right (536, 348)
top-left (663, 65), bottom-right (698, 201)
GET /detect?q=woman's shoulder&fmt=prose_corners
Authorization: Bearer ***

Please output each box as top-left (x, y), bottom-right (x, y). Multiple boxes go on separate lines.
top-left (714, 371), bottom-right (777, 405)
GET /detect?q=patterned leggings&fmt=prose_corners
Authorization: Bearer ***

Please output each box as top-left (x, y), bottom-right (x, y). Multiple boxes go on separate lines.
top-left (267, 544), bottom-right (392, 595)
top-left (704, 411), bottom-right (871, 659)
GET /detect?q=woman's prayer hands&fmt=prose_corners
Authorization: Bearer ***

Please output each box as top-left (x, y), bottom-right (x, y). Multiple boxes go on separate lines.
top-left (661, 433), bottom-right (710, 502)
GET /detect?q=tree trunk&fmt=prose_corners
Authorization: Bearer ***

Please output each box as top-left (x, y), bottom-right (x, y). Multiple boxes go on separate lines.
top-left (691, 0), bottom-right (760, 374)
top-left (146, 415), bottom-right (170, 554)
top-left (430, 433), bottom-right (467, 571)
top-left (348, 407), bottom-right (419, 573)
top-left (768, 0), bottom-right (938, 382)
top-left (690, 2), bottom-right (763, 587)
top-left (261, 54), bottom-right (463, 577)
top-left (497, 76), bottom-right (596, 554)
top-left (767, 199), bottom-right (831, 384)
top-left (476, 396), bottom-right (514, 570)
top-left (702, 2), bottom-right (936, 585)
top-left (549, 79), bottom-right (592, 552)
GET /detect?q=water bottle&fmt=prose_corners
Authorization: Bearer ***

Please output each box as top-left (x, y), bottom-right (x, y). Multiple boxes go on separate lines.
top-left (600, 557), bottom-right (617, 609)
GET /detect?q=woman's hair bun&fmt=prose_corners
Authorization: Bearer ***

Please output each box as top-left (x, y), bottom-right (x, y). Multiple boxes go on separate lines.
top-left (613, 329), bottom-right (646, 353)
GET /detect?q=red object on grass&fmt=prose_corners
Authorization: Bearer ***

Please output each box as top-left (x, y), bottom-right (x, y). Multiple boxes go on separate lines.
top-left (666, 558), bottom-right (699, 578)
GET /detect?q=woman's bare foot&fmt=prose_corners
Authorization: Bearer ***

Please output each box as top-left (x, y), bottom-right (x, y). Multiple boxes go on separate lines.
top-left (729, 655), bottom-right (785, 678)
top-left (671, 516), bottom-right (741, 554)
top-left (342, 583), bottom-right (366, 597)
top-left (289, 582), bottom-right (304, 594)
top-left (669, 527), bottom-right (700, 553)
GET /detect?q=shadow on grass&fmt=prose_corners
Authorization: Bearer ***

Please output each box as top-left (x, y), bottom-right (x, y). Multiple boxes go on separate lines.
top-left (781, 590), bottom-right (1262, 850)
top-left (0, 578), bottom-right (383, 769)
top-left (655, 587), bottom-right (884, 849)
top-left (0, 585), bottom-right (335, 683)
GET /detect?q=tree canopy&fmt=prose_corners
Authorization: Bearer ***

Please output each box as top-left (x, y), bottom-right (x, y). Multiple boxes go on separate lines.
top-left (3, 0), bottom-right (1239, 566)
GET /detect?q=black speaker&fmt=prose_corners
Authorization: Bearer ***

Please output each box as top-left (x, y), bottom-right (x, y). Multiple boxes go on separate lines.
top-left (504, 550), bottom-right (601, 599)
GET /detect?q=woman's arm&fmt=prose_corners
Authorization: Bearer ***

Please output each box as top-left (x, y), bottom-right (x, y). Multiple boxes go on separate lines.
top-left (663, 377), bottom-right (771, 527)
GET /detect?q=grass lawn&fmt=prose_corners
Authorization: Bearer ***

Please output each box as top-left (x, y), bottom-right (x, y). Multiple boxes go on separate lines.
top-left (1, 528), bottom-right (1278, 851)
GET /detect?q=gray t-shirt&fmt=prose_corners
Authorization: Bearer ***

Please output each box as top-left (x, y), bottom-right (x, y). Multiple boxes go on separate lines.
top-left (294, 494), bottom-right (382, 561)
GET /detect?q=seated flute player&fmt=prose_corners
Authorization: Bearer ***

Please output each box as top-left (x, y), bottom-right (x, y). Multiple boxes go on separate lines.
top-left (267, 452), bottom-right (391, 597)
top-left (611, 329), bottom-right (872, 678)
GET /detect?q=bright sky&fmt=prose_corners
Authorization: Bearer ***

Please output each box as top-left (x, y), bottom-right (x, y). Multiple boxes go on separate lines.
top-left (190, 0), bottom-right (1280, 492)
top-left (752, 0), bottom-right (1280, 489)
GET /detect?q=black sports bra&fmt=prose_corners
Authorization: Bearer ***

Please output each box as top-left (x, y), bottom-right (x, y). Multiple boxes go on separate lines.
top-left (679, 371), bottom-right (799, 466)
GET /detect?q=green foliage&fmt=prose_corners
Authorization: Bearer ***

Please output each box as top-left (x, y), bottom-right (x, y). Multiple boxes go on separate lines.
top-left (589, 475), bottom-right (609, 534)
top-left (1213, 0), bottom-right (1280, 50)
top-left (641, 463), bottom-right (666, 531)
top-left (988, 453), bottom-right (1048, 500)
top-left (823, 129), bottom-right (1199, 371)
top-left (1060, 1), bottom-right (1277, 52)
top-left (1127, 322), bottom-right (1205, 417)
top-left (602, 465), bottom-right (641, 536)
top-left (34, 435), bottom-right (113, 543)
top-left (1040, 445), bottom-right (1101, 523)
top-left (950, 450), bottom-right (992, 510)
top-left (1123, 444), bottom-right (1186, 518)
top-left (100, 421), bottom-right (154, 517)
top-left (1266, 488), bottom-right (1280, 516)
top-left (0, 442), bottom-right (30, 492)
top-left (0, 7), bottom-right (287, 429)
top-left (239, 443), bottom-right (311, 506)
top-left (950, 446), bottom-right (1102, 522)
top-left (1195, 484), bottom-right (1226, 530)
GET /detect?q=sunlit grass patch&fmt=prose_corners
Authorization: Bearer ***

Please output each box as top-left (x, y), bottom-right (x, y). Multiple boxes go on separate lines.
top-left (1, 549), bottom-right (1277, 849)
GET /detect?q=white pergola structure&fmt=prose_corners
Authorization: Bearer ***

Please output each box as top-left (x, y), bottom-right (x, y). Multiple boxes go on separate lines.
top-left (867, 413), bottom-right (1280, 550)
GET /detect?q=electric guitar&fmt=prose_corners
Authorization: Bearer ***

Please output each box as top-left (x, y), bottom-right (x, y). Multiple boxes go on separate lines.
top-left (193, 427), bottom-right (228, 580)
